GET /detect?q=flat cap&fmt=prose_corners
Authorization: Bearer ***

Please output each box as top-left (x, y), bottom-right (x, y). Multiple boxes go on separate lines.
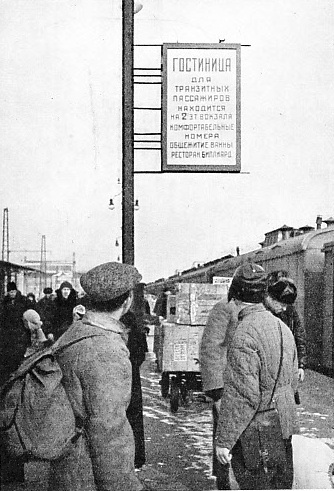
top-left (80, 261), bottom-right (142, 302)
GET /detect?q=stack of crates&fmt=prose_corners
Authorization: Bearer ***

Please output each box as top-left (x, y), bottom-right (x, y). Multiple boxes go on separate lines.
top-left (161, 283), bottom-right (227, 372)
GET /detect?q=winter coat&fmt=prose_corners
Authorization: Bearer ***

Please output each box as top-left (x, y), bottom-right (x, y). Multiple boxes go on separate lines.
top-left (122, 311), bottom-right (148, 469)
top-left (36, 296), bottom-right (56, 336)
top-left (53, 288), bottom-right (78, 339)
top-left (200, 299), bottom-right (242, 398)
top-left (49, 311), bottom-right (143, 491)
top-left (215, 303), bottom-right (299, 450)
top-left (277, 304), bottom-right (307, 369)
top-left (0, 290), bottom-right (29, 384)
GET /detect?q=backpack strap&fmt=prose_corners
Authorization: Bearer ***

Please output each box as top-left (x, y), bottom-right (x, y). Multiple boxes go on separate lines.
top-left (1, 334), bottom-right (104, 388)
top-left (268, 321), bottom-right (284, 406)
top-left (51, 333), bottom-right (104, 356)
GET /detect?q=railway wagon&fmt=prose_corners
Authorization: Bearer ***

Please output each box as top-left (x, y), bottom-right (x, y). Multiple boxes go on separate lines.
top-left (147, 224), bottom-right (334, 376)
top-left (208, 226), bottom-right (334, 374)
top-left (322, 240), bottom-right (334, 375)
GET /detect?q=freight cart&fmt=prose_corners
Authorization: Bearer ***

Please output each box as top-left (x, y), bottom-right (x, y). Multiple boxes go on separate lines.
top-left (154, 283), bottom-right (227, 412)
top-left (157, 321), bottom-right (204, 412)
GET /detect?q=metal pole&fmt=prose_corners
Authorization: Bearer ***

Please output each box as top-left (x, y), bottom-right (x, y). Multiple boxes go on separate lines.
top-left (122, 0), bottom-right (135, 265)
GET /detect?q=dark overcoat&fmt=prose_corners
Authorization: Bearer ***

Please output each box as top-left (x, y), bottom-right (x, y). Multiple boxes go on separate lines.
top-left (36, 296), bottom-right (56, 336)
top-left (53, 288), bottom-right (78, 339)
top-left (0, 291), bottom-right (29, 383)
top-left (122, 311), bottom-right (148, 469)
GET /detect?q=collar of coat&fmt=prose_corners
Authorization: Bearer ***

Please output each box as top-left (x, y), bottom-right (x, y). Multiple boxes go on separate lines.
top-left (82, 310), bottom-right (126, 337)
top-left (238, 302), bottom-right (266, 321)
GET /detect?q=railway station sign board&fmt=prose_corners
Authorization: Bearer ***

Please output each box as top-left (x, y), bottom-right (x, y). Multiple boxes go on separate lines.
top-left (162, 43), bottom-right (241, 173)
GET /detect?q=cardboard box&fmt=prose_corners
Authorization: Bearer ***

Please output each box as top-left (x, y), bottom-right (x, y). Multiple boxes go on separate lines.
top-left (161, 322), bottom-right (204, 372)
top-left (175, 283), bottom-right (227, 325)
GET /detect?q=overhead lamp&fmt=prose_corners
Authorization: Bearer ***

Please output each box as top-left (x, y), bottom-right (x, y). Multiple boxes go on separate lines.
top-left (134, 2), bottom-right (143, 14)
top-left (109, 198), bottom-right (139, 210)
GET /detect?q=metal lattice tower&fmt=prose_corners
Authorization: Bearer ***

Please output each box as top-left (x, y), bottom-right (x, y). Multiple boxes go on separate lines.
top-left (39, 235), bottom-right (47, 293)
top-left (72, 252), bottom-right (76, 288)
top-left (2, 208), bottom-right (9, 262)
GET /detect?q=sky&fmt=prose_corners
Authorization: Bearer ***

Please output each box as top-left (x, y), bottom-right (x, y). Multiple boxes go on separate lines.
top-left (0, 0), bottom-right (334, 283)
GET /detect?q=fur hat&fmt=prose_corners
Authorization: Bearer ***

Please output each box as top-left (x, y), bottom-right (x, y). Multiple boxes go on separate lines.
top-left (267, 276), bottom-right (297, 305)
top-left (80, 261), bottom-right (142, 302)
top-left (7, 281), bottom-right (17, 292)
top-left (43, 287), bottom-right (53, 294)
top-left (232, 262), bottom-right (267, 303)
top-left (59, 281), bottom-right (72, 290)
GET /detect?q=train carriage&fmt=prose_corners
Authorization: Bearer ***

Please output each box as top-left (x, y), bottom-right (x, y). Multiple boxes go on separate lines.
top-left (147, 220), bottom-right (334, 376)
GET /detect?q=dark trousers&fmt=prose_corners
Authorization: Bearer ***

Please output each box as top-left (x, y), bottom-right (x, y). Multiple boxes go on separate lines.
top-left (231, 437), bottom-right (294, 490)
top-left (212, 403), bottom-right (230, 490)
top-left (0, 451), bottom-right (25, 484)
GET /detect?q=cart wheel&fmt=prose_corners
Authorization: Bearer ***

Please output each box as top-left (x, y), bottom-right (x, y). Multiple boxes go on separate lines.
top-left (160, 372), bottom-right (170, 398)
top-left (170, 377), bottom-right (180, 413)
top-left (180, 382), bottom-right (188, 404)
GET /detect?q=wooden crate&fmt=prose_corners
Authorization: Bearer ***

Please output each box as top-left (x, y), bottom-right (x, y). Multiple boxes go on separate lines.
top-left (175, 283), bottom-right (227, 325)
top-left (161, 321), bottom-right (204, 372)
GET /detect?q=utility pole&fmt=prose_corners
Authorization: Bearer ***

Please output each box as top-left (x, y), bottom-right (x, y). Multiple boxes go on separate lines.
top-left (72, 252), bottom-right (76, 289)
top-left (39, 235), bottom-right (47, 293)
top-left (122, 0), bottom-right (135, 265)
top-left (2, 208), bottom-right (9, 262)
top-left (1, 208), bottom-right (10, 295)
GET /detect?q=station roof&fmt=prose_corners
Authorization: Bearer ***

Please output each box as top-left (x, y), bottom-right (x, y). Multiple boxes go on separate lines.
top-left (0, 260), bottom-right (41, 273)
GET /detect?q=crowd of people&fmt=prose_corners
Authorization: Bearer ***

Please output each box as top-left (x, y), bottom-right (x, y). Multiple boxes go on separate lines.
top-left (0, 270), bottom-right (149, 489)
top-left (0, 261), bottom-right (306, 490)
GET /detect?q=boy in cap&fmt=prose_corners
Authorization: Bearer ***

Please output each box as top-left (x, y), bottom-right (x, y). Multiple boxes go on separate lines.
top-left (48, 262), bottom-right (143, 491)
top-left (215, 263), bottom-right (299, 490)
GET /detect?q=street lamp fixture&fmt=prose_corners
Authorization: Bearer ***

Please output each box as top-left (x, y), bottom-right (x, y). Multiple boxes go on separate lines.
top-left (134, 2), bottom-right (143, 14)
top-left (108, 198), bottom-right (139, 211)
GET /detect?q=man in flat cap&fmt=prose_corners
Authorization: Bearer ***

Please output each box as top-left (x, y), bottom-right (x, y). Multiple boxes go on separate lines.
top-left (48, 262), bottom-right (143, 491)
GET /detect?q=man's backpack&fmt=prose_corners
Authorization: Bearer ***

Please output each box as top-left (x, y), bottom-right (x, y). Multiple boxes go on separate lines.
top-left (0, 334), bottom-right (100, 461)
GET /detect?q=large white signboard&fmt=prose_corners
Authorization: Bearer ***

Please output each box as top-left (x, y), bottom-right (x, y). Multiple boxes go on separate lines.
top-left (162, 43), bottom-right (241, 173)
